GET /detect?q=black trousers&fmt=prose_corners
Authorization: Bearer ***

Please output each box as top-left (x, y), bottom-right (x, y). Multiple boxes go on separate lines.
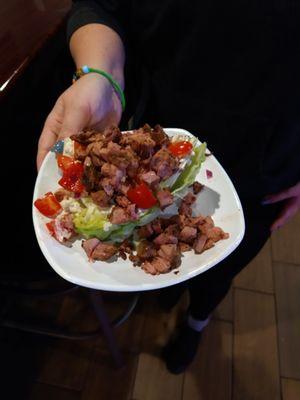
top-left (187, 200), bottom-right (281, 319)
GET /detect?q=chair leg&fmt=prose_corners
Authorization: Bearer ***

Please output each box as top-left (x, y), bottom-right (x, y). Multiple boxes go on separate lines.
top-left (88, 289), bottom-right (124, 368)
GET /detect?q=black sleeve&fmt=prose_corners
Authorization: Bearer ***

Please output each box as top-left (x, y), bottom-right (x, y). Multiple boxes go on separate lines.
top-left (67, 0), bottom-right (127, 44)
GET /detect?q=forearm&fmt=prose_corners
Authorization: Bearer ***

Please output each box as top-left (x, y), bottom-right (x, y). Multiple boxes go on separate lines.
top-left (70, 23), bottom-right (125, 89)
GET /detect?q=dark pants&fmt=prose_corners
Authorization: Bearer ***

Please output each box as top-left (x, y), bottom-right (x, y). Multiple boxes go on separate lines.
top-left (188, 201), bottom-right (280, 319)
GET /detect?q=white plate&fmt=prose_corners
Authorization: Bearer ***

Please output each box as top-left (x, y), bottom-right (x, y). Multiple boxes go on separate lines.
top-left (32, 128), bottom-right (245, 292)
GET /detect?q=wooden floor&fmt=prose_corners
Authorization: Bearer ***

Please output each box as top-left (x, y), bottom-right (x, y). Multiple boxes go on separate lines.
top-left (1, 213), bottom-right (300, 400)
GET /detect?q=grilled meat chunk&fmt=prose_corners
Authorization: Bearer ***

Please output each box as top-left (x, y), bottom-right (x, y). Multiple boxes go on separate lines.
top-left (150, 148), bottom-right (179, 179)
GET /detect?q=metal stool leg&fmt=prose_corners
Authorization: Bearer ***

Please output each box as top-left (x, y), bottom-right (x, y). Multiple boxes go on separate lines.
top-left (88, 289), bottom-right (124, 368)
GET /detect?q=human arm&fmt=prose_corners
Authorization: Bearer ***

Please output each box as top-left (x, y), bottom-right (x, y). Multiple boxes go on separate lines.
top-left (37, 2), bottom-right (126, 169)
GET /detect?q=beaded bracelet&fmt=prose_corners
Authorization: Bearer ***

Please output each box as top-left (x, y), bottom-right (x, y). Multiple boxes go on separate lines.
top-left (73, 65), bottom-right (126, 111)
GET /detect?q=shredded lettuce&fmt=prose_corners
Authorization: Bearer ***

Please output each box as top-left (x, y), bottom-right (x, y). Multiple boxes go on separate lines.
top-left (171, 142), bottom-right (206, 195)
top-left (73, 205), bottom-right (116, 240)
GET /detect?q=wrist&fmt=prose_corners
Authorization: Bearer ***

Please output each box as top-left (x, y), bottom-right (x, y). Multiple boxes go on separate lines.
top-left (73, 66), bottom-right (126, 111)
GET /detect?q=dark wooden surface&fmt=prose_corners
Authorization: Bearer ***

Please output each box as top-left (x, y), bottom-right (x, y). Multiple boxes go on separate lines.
top-left (0, 0), bottom-right (71, 97)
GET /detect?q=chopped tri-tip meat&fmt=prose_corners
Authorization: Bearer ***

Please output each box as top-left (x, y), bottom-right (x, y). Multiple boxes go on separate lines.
top-left (153, 232), bottom-right (178, 245)
top-left (82, 238), bottom-right (118, 261)
top-left (142, 257), bottom-right (171, 275)
top-left (150, 148), bottom-right (179, 179)
top-left (193, 234), bottom-right (207, 254)
top-left (138, 223), bottom-right (154, 239)
top-left (192, 181), bottom-right (203, 195)
top-left (118, 239), bottom-right (134, 260)
top-left (115, 195), bottom-right (131, 208)
top-left (136, 240), bottom-right (157, 260)
top-left (74, 142), bottom-right (88, 161)
top-left (101, 163), bottom-right (125, 190)
top-left (157, 244), bottom-right (179, 264)
top-left (119, 127), bottom-right (156, 158)
top-left (91, 190), bottom-right (111, 207)
top-left (86, 142), bottom-right (105, 167)
top-left (100, 142), bottom-right (139, 171)
top-left (150, 124), bottom-right (170, 147)
top-left (54, 188), bottom-right (73, 202)
top-left (71, 129), bottom-right (103, 145)
top-left (131, 188), bottom-right (229, 274)
top-left (82, 156), bottom-right (100, 192)
top-left (156, 189), bottom-right (174, 209)
top-left (179, 191), bottom-right (197, 217)
top-left (82, 238), bottom-right (100, 258)
top-left (179, 242), bottom-right (192, 252)
top-left (100, 177), bottom-right (114, 197)
top-left (72, 126), bottom-right (122, 146)
top-left (139, 170), bottom-right (160, 187)
top-left (152, 219), bottom-right (163, 234)
top-left (179, 226), bottom-right (197, 243)
top-left (205, 226), bottom-right (230, 242)
top-left (92, 242), bottom-right (118, 261)
top-left (137, 218), bottom-right (163, 239)
top-left (109, 204), bottom-right (137, 224)
top-left (183, 192), bottom-right (196, 205)
top-left (102, 125), bottom-right (122, 143)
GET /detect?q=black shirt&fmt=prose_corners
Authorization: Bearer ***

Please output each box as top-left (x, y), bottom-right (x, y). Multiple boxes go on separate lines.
top-left (67, 0), bottom-right (300, 200)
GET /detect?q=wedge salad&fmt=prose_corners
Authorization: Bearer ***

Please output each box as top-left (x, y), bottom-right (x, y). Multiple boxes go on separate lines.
top-left (34, 124), bottom-right (228, 275)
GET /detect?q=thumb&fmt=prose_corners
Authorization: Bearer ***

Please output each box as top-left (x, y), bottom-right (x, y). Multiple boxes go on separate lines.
top-left (37, 99), bottom-right (64, 170)
top-left (58, 103), bottom-right (90, 140)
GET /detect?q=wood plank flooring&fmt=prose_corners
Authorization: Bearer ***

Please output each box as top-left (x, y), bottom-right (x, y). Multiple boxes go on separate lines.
top-left (1, 213), bottom-right (299, 399)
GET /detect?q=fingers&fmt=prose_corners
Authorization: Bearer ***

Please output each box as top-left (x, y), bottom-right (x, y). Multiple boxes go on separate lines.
top-left (58, 103), bottom-right (89, 140)
top-left (263, 187), bottom-right (296, 204)
top-left (263, 182), bottom-right (300, 204)
top-left (271, 197), bottom-right (299, 231)
top-left (37, 100), bottom-right (64, 170)
top-left (37, 100), bottom-right (89, 171)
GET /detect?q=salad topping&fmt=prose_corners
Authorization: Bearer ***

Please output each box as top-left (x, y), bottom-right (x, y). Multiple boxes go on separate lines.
top-left (34, 124), bottom-right (228, 275)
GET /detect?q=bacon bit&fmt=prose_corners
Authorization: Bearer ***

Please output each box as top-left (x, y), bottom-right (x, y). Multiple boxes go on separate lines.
top-left (206, 169), bottom-right (213, 179)
top-left (205, 152), bottom-right (213, 157)
top-left (174, 270), bottom-right (179, 275)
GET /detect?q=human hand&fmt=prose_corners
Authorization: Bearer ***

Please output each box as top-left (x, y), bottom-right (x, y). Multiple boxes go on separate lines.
top-left (263, 182), bottom-right (300, 231)
top-left (37, 73), bottom-right (122, 170)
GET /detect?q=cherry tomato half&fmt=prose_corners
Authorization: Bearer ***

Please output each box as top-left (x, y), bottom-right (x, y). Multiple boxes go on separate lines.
top-left (56, 154), bottom-right (76, 172)
top-left (127, 183), bottom-right (157, 209)
top-left (168, 141), bottom-right (193, 157)
top-left (34, 192), bottom-right (62, 217)
top-left (58, 162), bottom-right (85, 194)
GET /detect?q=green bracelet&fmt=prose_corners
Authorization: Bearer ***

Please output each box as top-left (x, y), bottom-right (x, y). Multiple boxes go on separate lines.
top-left (73, 65), bottom-right (126, 112)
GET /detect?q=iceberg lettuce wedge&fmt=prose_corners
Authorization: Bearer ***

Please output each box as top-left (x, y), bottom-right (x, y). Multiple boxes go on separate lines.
top-left (73, 199), bottom-right (161, 242)
top-left (73, 205), bottom-right (116, 240)
top-left (171, 142), bottom-right (206, 195)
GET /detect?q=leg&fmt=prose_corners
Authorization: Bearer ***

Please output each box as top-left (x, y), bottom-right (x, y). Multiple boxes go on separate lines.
top-left (163, 200), bottom-right (282, 374)
top-left (188, 200), bottom-right (282, 319)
